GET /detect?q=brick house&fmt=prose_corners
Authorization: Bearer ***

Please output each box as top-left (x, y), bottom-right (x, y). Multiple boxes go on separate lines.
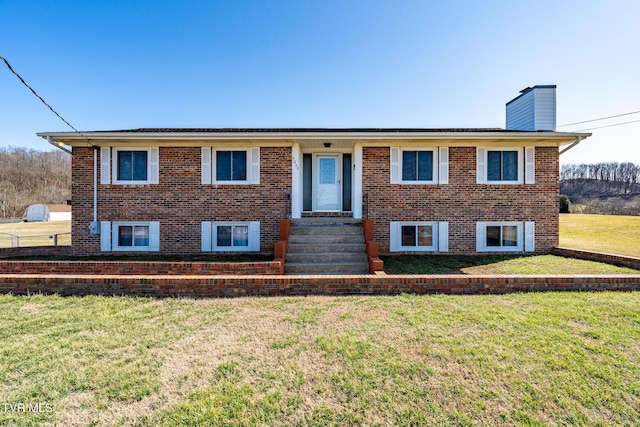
top-left (38, 86), bottom-right (589, 269)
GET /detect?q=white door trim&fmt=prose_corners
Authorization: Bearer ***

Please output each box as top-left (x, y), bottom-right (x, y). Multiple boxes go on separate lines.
top-left (313, 153), bottom-right (342, 212)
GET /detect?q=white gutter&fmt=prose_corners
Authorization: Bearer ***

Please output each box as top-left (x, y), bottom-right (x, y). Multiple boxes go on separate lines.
top-left (559, 136), bottom-right (583, 155)
top-left (40, 130), bottom-right (590, 141)
top-left (46, 136), bottom-right (72, 154)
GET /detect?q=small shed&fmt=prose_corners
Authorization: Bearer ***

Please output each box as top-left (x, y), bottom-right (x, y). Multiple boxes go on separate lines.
top-left (47, 204), bottom-right (72, 221)
top-left (23, 204), bottom-right (50, 222)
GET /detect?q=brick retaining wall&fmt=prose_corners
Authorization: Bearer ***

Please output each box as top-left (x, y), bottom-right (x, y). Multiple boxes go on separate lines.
top-left (553, 247), bottom-right (640, 270)
top-left (0, 246), bottom-right (72, 259)
top-left (1, 273), bottom-right (638, 297)
top-left (0, 260), bottom-right (281, 275)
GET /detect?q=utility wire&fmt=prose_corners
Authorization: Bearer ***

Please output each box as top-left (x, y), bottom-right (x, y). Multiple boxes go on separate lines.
top-left (558, 110), bottom-right (640, 127)
top-left (1, 56), bottom-right (83, 137)
top-left (575, 118), bottom-right (640, 133)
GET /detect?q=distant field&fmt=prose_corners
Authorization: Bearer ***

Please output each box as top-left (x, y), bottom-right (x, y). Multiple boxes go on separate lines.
top-left (560, 214), bottom-right (640, 258)
top-left (0, 220), bottom-right (71, 248)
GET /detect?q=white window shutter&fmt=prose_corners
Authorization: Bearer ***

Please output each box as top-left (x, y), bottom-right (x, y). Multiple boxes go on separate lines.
top-left (201, 147), bottom-right (211, 185)
top-left (476, 222), bottom-right (486, 252)
top-left (100, 147), bottom-right (111, 184)
top-left (390, 147), bottom-right (400, 184)
top-left (250, 147), bottom-right (260, 184)
top-left (439, 147), bottom-right (449, 184)
top-left (438, 222), bottom-right (449, 252)
top-left (249, 221), bottom-right (261, 251)
top-left (525, 221), bottom-right (535, 252)
top-left (476, 147), bottom-right (486, 184)
top-left (389, 222), bottom-right (399, 252)
top-left (149, 221), bottom-right (160, 252)
top-left (100, 221), bottom-right (111, 251)
top-left (525, 147), bottom-right (535, 184)
top-left (201, 221), bottom-right (212, 252)
top-left (149, 147), bottom-right (160, 184)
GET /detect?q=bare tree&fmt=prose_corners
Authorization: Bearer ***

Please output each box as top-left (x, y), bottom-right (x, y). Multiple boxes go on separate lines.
top-left (0, 147), bottom-right (71, 218)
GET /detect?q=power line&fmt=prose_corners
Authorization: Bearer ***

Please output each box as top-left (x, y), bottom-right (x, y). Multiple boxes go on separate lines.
top-left (575, 118), bottom-right (640, 132)
top-left (558, 110), bottom-right (640, 127)
top-left (1, 56), bottom-right (83, 137)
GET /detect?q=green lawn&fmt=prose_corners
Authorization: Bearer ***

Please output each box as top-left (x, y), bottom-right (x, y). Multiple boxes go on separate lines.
top-left (0, 293), bottom-right (638, 426)
top-left (560, 213), bottom-right (640, 257)
top-left (382, 254), bottom-right (638, 274)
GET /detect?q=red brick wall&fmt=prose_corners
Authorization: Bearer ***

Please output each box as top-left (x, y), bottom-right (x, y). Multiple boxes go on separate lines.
top-left (0, 260), bottom-right (281, 275)
top-left (1, 273), bottom-right (638, 298)
top-left (363, 146), bottom-right (559, 254)
top-left (0, 246), bottom-right (72, 259)
top-left (71, 144), bottom-right (560, 256)
top-left (72, 146), bottom-right (291, 255)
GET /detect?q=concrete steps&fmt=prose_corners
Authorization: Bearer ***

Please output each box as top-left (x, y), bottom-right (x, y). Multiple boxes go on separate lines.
top-left (285, 218), bottom-right (369, 275)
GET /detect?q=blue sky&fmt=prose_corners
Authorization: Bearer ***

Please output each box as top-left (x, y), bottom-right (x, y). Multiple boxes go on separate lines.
top-left (1, 0), bottom-right (639, 165)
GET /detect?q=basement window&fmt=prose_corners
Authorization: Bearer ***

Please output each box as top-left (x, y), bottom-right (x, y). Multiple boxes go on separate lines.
top-left (201, 221), bottom-right (261, 252)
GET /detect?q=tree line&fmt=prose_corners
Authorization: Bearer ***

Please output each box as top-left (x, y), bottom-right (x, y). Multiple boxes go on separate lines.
top-left (561, 162), bottom-right (640, 193)
top-left (0, 147), bottom-right (71, 218)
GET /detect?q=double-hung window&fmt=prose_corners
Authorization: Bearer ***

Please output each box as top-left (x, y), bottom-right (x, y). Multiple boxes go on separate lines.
top-left (476, 222), bottom-right (535, 252)
top-left (487, 150), bottom-right (518, 182)
top-left (101, 147), bottom-right (159, 185)
top-left (216, 151), bottom-right (247, 181)
top-left (390, 147), bottom-right (448, 184)
top-left (201, 147), bottom-right (260, 185)
top-left (477, 147), bottom-right (535, 184)
top-left (117, 150), bottom-right (148, 181)
top-left (402, 151), bottom-right (434, 181)
top-left (201, 221), bottom-right (260, 252)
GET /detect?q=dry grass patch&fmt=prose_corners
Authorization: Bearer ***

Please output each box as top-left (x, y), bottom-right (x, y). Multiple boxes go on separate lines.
top-left (0, 220), bottom-right (70, 247)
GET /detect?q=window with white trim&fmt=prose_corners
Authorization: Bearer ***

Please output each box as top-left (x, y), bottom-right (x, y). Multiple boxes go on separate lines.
top-left (390, 147), bottom-right (448, 184)
top-left (402, 150), bottom-right (434, 181)
top-left (201, 147), bottom-right (260, 185)
top-left (100, 147), bottom-right (159, 185)
top-left (201, 221), bottom-right (260, 252)
top-left (390, 221), bottom-right (448, 252)
top-left (476, 221), bottom-right (535, 252)
top-left (217, 151), bottom-right (247, 181)
top-left (117, 150), bottom-right (148, 181)
top-left (477, 147), bottom-right (535, 184)
top-left (488, 150), bottom-right (518, 181)
top-left (100, 221), bottom-right (160, 252)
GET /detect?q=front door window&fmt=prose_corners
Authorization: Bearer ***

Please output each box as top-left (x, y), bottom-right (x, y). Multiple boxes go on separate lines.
top-left (315, 155), bottom-right (341, 211)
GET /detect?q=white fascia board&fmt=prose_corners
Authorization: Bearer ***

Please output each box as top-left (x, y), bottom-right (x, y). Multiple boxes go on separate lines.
top-left (37, 130), bottom-right (591, 147)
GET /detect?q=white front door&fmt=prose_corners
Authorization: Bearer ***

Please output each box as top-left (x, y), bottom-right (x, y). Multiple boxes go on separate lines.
top-left (315, 155), bottom-right (341, 211)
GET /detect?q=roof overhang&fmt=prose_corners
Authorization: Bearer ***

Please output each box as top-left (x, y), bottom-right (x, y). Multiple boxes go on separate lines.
top-left (37, 129), bottom-right (591, 148)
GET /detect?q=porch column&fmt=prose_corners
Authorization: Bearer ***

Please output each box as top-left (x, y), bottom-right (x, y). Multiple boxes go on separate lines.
top-left (353, 143), bottom-right (363, 219)
top-left (291, 142), bottom-right (302, 219)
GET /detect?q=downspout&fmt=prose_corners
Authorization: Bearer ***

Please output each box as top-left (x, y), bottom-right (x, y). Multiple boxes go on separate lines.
top-left (93, 147), bottom-right (98, 224)
top-left (46, 136), bottom-right (72, 154)
top-left (559, 136), bottom-right (582, 155)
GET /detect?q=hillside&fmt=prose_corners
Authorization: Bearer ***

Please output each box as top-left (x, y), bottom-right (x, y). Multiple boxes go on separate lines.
top-left (0, 147), bottom-right (71, 218)
top-left (560, 179), bottom-right (640, 215)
